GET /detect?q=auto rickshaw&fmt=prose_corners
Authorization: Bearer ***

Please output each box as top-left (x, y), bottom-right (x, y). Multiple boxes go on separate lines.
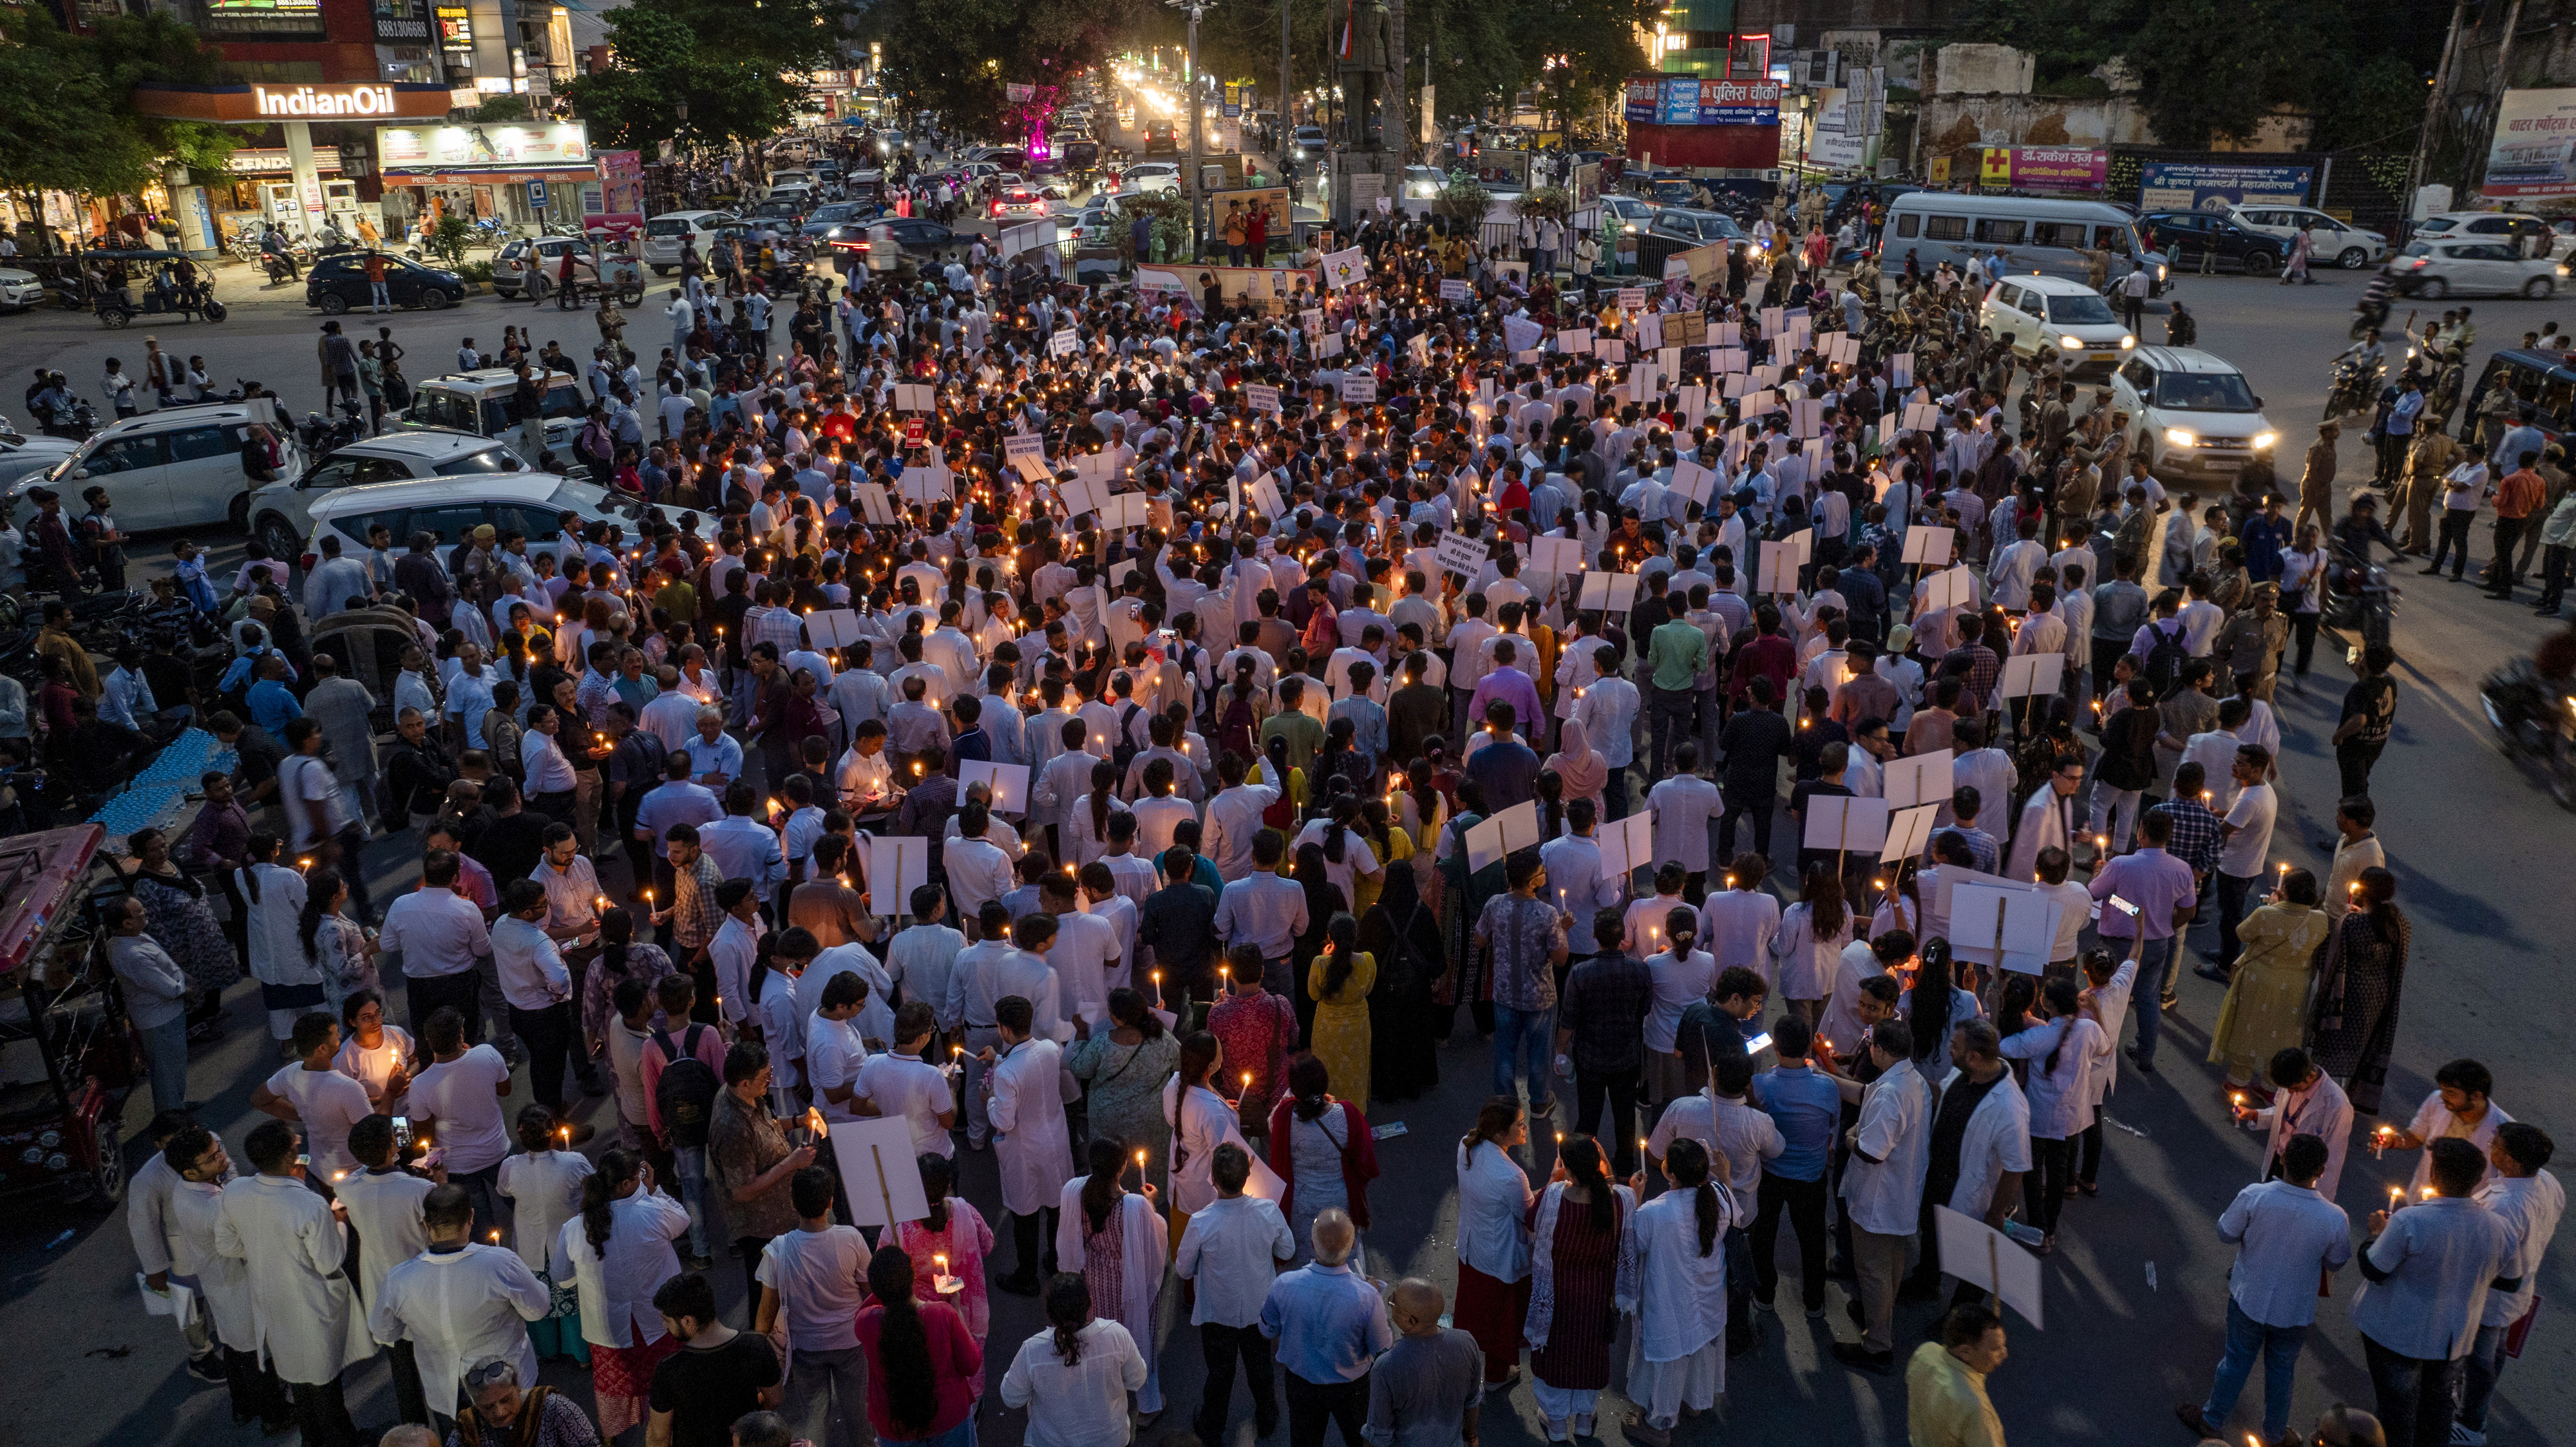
top-left (45, 249), bottom-right (229, 328)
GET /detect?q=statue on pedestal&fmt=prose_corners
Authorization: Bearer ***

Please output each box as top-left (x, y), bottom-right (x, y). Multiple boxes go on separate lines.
top-left (1337, 0), bottom-right (1392, 150)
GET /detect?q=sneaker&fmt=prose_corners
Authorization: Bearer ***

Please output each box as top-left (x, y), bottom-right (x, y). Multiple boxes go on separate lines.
top-left (2175, 1404), bottom-right (2218, 1438)
top-left (1830, 1341), bottom-right (1894, 1376)
top-left (184, 1354), bottom-right (227, 1383)
top-left (2126, 1046), bottom-right (2158, 1073)
top-left (1805, 1305), bottom-right (1828, 1321)
top-left (2448, 1424), bottom-right (2486, 1446)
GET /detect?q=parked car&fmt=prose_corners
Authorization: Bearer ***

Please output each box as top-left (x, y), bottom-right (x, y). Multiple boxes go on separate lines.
top-left (2393, 237), bottom-right (2568, 298)
top-left (990, 187), bottom-right (1051, 220)
top-left (396, 367), bottom-right (591, 472)
top-left (2137, 210), bottom-right (2285, 276)
top-left (1978, 274), bottom-right (2136, 377)
top-left (2110, 346), bottom-right (2280, 484)
top-left (1646, 209), bottom-right (1747, 246)
top-left (1111, 162), bottom-right (1182, 196)
top-left (641, 210), bottom-right (734, 275)
top-left (0, 430), bottom-right (84, 493)
top-left (305, 252), bottom-right (464, 314)
top-left (2226, 205), bottom-right (2389, 269)
top-left (303, 473), bottom-right (698, 578)
top-left (492, 236), bottom-right (601, 299)
top-left (0, 267), bottom-right (42, 311)
top-left (1, 402), bottom-right (299, 533)
top-left (246, 430), bottom-right (526, 562)
top-left (1599, 194), bottom-right (1658, 230)
top-left (2411, 210), bottom-right (2560, 259)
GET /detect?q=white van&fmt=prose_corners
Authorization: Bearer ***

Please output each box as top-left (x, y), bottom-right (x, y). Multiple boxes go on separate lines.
top-left (641, 210), bottom-right (734, 276)
top-left (1879, 193), bottom-right (2163, 292)
top-left (1, 402), bottom-right (298, 534)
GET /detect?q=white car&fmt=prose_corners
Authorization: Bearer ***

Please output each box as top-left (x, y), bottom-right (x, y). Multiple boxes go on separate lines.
top-left (247, 430), bottom-right (528, 562)
top-left (3, 402), bottom-right (299, 533)
top-left (304, 472), bottom-right (707, 577)
top-left (990, 187), bottom-right (1052, 220)
top-left (1978, 274), bottom-right (2135, 379)
top-left (2111, 346), bottom-right (2280, 486)
top-left (0, 428), bottom-right (79, 491)
top-left (2410, 209), bottom-right (2559, 259)
top-left (1113, 162), bottom-right (1181, 195)
top-left (0, 267), bottom-right (43, 311)
top-left (2226, 205), bottom-right (2388, 269)
top-left (2394, 237), bottom-right (2568, 299)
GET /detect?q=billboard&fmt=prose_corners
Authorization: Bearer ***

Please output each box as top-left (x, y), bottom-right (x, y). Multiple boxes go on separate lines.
top-left (1624, 75), bottom-right (1782, 128)
top-left (2484, 88), bottom-right (2576, 197)
top-left (378, 122), bottom-right (590, 168)
top-left (2138, 162), bottom-right (2311, 212)
top-left (1982, 147), bottom-right (2106, 193)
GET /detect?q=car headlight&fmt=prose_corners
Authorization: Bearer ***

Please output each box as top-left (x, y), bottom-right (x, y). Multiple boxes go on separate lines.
top-left (2059, 335), bottom-right (2084, 350)
top-left (2164, 428), bottom-right (2198, 448)
top-left (2253, 431), bottom-right (2278, 451)
top-left (2559, 265), bottom-right (2570, 276)
top-left (2119, 335), bottom-right (2136, 349)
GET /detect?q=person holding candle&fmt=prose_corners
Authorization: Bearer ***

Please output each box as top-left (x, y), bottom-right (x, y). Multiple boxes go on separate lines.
top-left (753, 1166), bottom-right (875, 1447)
top-left (985, 992), bottom-right (1075, 1294)
top-left (2206, 743), bottom-right (2280, 985)
top-left (2207, 869), bottom-right (2331, 1091)
top-left (1521, 1134), bottom-right (1632, 1442)
top-left (2349, 1137), bottom-right (2523, 1447)
top-left (2309, 866), bottom-right (2411, 1115)
top-left (707, 1040), bottom-right (812, 1309)
top-left (2176, 1130), bottom-right (2356, 1444)
top-left (1619, 1136), bottom-right (1730, 1446)
top-left (1068, 989), bottom-right (1179, 1192)
top-left (1056, 1136), bottom-right (1171, 1421)
top-left (853, 1247), bottom-right (983, 1447)
top-left (1177, 1140), bottom-right (1298, 1443)
top-left (889, 1155), bottom-right (994, 1362)
top-left (495, 1104), bottom-right (594, 1364)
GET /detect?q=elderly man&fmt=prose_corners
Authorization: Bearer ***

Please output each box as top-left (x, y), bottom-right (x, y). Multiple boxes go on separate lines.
top-left (1261, 1208), bottom-right (1394, 1447)
top-left (1362, 1278), bottom-right (1482, 1447)
top-left (105, 893), bottom-right (192, 1112)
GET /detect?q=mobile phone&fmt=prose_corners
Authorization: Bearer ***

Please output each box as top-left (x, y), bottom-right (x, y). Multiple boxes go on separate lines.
top-left (1743, 1032), bottom-right (1774, 1055)
top-left (2108, 894), bottom-right (2141, 918)
top-left (390, 1115), bottom-right (412, 1150)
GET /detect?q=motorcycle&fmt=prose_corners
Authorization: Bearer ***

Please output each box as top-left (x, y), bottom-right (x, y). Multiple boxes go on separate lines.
top-left (2324, 545), bottom-right (2397, 651)
top-left (2479, 662), bottom-right (2576, 811)
top-left (2324, 354), bottom-right (2382, 424)
top-left (296, 408), bottom-right (364, 457)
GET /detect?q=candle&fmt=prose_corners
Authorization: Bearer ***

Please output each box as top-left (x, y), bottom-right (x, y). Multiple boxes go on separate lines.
top-left (934, 1252), bottom-right (948, 1275)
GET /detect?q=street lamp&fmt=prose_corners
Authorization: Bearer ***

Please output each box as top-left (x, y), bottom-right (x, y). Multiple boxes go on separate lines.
top-left (1168, 0), bottom-right (1213, 260)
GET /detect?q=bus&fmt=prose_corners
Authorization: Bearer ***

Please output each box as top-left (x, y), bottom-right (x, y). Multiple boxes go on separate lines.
top-left (1877, 192), bottom-right (2164, 293)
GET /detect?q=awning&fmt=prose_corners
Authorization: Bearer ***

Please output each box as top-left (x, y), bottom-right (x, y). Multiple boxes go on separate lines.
top-left (382, 163), bottom-right (600, 184)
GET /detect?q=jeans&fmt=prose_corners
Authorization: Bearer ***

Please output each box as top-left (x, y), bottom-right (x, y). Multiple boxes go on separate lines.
top-left (1750, 1170), bottom-right (1829, 1311)
top-left (1572, 1067), bottom-right (1639, 1174)
top-left (370, 281), bottom-right (390, 310)
top-left (2459, 1320), bottom-right (2512, 1431)
top-left (1649, 684), bottom-right (1696, 778)
top-left (2363, 1332), bottom-right (2462, 1447)
top-left (2430, 511), bottom-right (2475, 578)
top-left (2216, 871), bottom-right (2257, 972)
top-left (1196, 1321), bottom-right (1279, 1441)
top-left (2023, 1136), bottom-right (2074, 1236)
top-left (671, 1143), bottom-right (711, 1256)
top-left (785, 1344), bottom-right (869, 1447)
top-left (509, 999), bottom-right (576, 1111)
top-left (2337, 738), bottom-right (2386, 798)
top-left (2487, 516), bottom-right (2528, 591)
top-left (2200, 1298), bottom-right (2310, 1441)
top-left (2114, 933), bottom-right (2177, 1063)
top-left (139, 1014), bottom-right (190, 1113)
top-left (1490, 1003), bottom-right (1557, 1114)
top-left (2086, 786), bottom-right (2142, 855)
top-left (1284, 1370), bottom-right (1370, 1447)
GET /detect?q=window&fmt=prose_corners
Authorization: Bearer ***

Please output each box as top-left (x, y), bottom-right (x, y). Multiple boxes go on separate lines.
top-left (1973, 218), bottom-right (2026, 245)
top-left (1922, 215), bottom-right (1969, 241)
top-left (82, 435), bottom-right (166, 475)
top-left (1993, 284), bottom-right (2020, 310)
top-left (409, 504), bottom-right (490, 546)
top-left (2540, 377), bottom-right (2575, 426)
top-left (165, 425), bottom-right (236, 462)
top-left (435, 448), bottom-right (523, 477)
top-left (301, 459), bottom-right (368, 491)
top-left (2120, 359), bottom-right (2154, 389)
top-left (2031, 221), bottom-right (2089, 248)
top-left (1894, 213), bottom-right (1920, 238)
top-left (2467, 217), bottom-right (2512, 234)
top-left (336, 509), bottom-right (410, 547)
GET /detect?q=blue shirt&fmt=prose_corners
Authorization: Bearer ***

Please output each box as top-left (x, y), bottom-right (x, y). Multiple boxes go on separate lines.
top-left (1754, 1063), bottom-right (1842, 1182)
top-left (247, 677), bottom-right (303, 735)
top-left (1260, 1261), bottom-right (1394, 1384)
top-left (2387, 389), bottom-right (2423, 437)
top-left (683, 730), bottom-right (746, 787)
top-left (634, 779), bottom-right (723, 858)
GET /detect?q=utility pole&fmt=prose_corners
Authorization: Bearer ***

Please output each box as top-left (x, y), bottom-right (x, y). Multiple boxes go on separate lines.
top-left (2401, 0), bottom-right (2471, 237)
top-left (1280, 0), bottom-right (1292, 155)
top-left (1171, 0), bottom-right (1212, 259)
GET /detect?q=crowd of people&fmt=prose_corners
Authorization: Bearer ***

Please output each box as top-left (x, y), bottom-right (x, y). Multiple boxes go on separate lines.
top-left (91, 172), bottom-right (2561, 1447)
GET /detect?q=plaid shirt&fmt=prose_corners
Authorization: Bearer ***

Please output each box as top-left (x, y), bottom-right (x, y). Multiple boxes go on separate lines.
top-left (2147, 797), bottom-right (2222, 877)
top-left (672, 851), bottom-right (724, 953)
top-left (575, 667), bottom-right (623, 731)
top-left (745, 603), bottom-right (805, 656)
top-left (1940, 643), bottom-right (2001, 710)
top-left (1559, 950), bottom-right (1653, 1073)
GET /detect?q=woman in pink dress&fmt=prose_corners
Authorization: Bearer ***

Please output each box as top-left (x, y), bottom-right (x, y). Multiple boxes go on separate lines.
top-left (889, 1154), bottom-right (995, 1393)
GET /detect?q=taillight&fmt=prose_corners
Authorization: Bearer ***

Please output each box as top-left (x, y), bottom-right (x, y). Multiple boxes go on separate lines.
top-left (300, 553), bottom-right (317, 571)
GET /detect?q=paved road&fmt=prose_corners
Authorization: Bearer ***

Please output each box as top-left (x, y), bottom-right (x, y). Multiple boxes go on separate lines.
top-left (2, 258), bottom-right (2568, 1447)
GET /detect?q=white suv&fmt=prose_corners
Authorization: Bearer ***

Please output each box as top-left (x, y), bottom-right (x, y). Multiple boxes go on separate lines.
top-left (247, 430), bottom-right (527, 562)
top-left (1, 402), bottom-right (299, 533)
top-left (2112, 346), bottom-right (2281, 486)
top-left (1978, 274), bottom-right (2136, 379)
top-left (2226, 206), bottom-right (2388, 269)
top-left (304, 472), bottom-right (705, 574)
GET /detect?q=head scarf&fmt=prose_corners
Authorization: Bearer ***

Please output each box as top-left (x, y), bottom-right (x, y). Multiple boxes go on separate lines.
top-left (1545, 715), bottom-right (1608, 805)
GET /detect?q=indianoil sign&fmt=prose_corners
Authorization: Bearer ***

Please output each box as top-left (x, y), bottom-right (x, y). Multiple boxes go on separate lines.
top-left (129, 83), bottom-right (456, 125)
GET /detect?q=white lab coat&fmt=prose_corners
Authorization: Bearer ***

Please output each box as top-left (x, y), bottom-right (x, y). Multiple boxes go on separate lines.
top-left (558, 1189), bottom-right (690, 1348)
top-left (1768, 902), bottom-right (1854, 1001)
top-left (989, 1037), bottom-right (1076, 1217)
top-left (238, 864), bottom-right (312, 988)
top-left (1646, 775), bottom-right (1727, 874)
top-left (334, 1168), bottom-right (433, 1312)
top-left (167, 1178), bottom-right (259, 1351)
top-left (368, 1243), bottom-right (550, 1415)
top-left (213, 1173), bottom-right (374, 1383)
top-left (1055, 1186), bottom-right (1167, 1389)
top-left (1933, 1067), bottom-right (2034, 1220)
top-left (1618, 1187), bottom-right (1729, 1366)
top-left (1455, 1140), bottom-right (1535, 1283)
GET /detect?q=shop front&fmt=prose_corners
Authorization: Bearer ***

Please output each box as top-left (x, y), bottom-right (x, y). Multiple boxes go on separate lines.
top-left (129, 82), bottom-right (455, 254)
top-left (374, 120), bottom-right (598, 237)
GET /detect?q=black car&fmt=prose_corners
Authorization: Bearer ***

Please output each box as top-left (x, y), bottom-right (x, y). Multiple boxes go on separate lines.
top-left (2138, 210), bottom-right (2285, 277)
top-left (882, 218), bottom-right (957, 253)
top-left (303, 252), bottom-right (465, 313)
top-left (1142, 123), bottom-right (1179, 155)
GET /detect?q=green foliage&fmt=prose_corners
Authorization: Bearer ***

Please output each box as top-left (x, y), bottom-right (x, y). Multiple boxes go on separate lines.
top-left (1434, 173), bottom-right (1492, 223)
top-left (426, 214), bottom-right (478, 267)
top-left (868, 0), bottom-right (1141, 144)
top-left (457, 260), bottom-right (497, 285)
top-left (0, 5), bottom-right (234, 200)
top-left (561, 0), bottom-right (851, 151)
top-left (1513, 185), bottom-right (1569, 222)
top-left (471, 95), bottom-right (534, 123)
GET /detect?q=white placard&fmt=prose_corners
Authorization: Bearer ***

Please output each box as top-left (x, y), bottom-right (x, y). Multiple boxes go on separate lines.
top-left (899, 463), bottom-right (953, 506)
top-left (1801, 795), bottom-right (1890, 854)
top-left (1320, 246), bottom-right (1368, 290)
top-left (825, 1115), bottom-right (934, 1227)
top-left (1596, 337), bottom-right (1626, 364)
top-left (1669, 460), bottom-right (1717, 506)
top-left (1464, 817), bottom-right (1508, 873)
top-left (1439, 278), bottom-right (1472, 301)
top-left (1678, 384), bottom-right (1708, 421)
top-left (1712, 322), bottom-right (1743, 345)
top-left (1888, 352), bottom-right (1915, 387)
top-left (1595, 811), bottom-right (1656, 880)
top-left (1316, 331), bottom-right (1345, 358)
top-left (1003, 431), bottom-right (1051, 484)
top-left (1100, 491), bottom-right (1151, 531)
top-left (1757, 539), bottom-right (1801, 595)
top-left (893, 383), bottom-right (937, 413)
top-left (1106, 557), bottom-right (1139, 589)
top-left (1634, 312), bottom-right (1663, 352)
top-left (1074, 451), bottom-right (1119, 485)
top-left (1494, 799), bottom-right (1542, 854)
top-left (1556, 327), bottom-right (1594, 355)
top-left (1881, 802), bottom-right (1942, 864)
top-left (1934, 1206), bottom-right (2043, 1330)
top-left (1049, 328), bottom-right (1079, 358)
top-left (1712, 347), bottom-right (1749, 375)
top-left (1921, 565), bottom-right (1977, 612)
top-left (1740, 388), bottom-right (1779, 417)
top-left (1998, 652), bottom-right (2065, 699)
top-left (852, 482), bottom-right (898, 526)
top-left (1434, 530), bottom-right (1489, 579)
top-left (1340, 374), bottom-right (1378, 404)
top-left (1248, 474), bottom-right (1286, 517)
top-left (1759, 305), bottom-right (1784, 335)
top-left (1949, 883), bottom-right (2064, 974)
top-left (1790, 399), bottom-right (1825, 439)
top-left (957, 759), bottom-right (1031, 815)
top-left (1901, 525), bottom-right (1955, 566)
top-left (1616, 287), bottom-right (1649, 312)
top-left (1502, 316), bottom-right (1544, 354)
top-left (1528, 534), bottom-right (1585, 576)
top-left (867, 835), bottom-right (930, 918)
top-left (1245, 383), bottom-right (1282, 414)
top-left (1577, 571), bottom-right (1640, 613)
top-left (1901, 401), bottom-right (1943, 433)
top-left (1057, 477), bottom-right (1105, 522)
top-left (804, 608), bottom-right (867, 650)
top-left (1882, 750), bottom-right (1955, 812)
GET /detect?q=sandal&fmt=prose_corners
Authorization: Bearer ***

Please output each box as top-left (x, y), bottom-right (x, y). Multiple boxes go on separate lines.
top-left (1624, 1415), bottom-right (1673, 1447)
top-left (2078, 1180), bottom-right (2100, 1196)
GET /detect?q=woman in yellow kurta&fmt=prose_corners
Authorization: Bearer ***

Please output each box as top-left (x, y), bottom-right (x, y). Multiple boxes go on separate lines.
top-left (2208, 869), bottom-right (2333, 1090)
top-left (1353, 796), bottom-right (1416, 918)
top-left (1307, 912), bottom-right (1377, 1107)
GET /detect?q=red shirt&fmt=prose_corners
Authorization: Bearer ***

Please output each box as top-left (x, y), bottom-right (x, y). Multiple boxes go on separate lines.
top-left (853, 1300), bottom-right (981, 1438)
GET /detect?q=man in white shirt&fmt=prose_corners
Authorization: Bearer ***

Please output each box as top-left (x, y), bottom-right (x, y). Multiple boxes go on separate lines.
top-left (804, 971), bottom-right (871, 1123)
top-left (2210, 744), bottom-right (2277, 982)
top-left (367, 1181), bottom-right (552, 1426)
top-left (2177, 1133), bottom-right (2354, 1444)
top-left (943, 802), bottom-right (1018, 924)
top-left (1824, 1017), bottom-right (1930, 1374)
top-left (1177, 1141), bottom-right (1298, 1442)
top-left (2456, 1123), bottom-right (2562, 1442)
top-left (1537, 799), bottom-right (1624, 941)
top-left (754, 1166), bottom-right (874, 1447)
top-left (491, 879), bottom-right (580, 1122)
top-left (853, 1000), bottom-right (957, 1157)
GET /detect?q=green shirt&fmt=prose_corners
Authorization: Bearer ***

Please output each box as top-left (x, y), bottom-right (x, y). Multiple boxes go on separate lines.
top-left (1259, 709), bottom-right (1324, 780)
top-left (1647, 618), bottom-right (1709, 692)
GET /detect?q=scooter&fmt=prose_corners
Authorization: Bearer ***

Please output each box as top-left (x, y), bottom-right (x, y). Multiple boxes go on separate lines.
top-left (2325, 544), bottom-right (2398, 651)
top-left (2479, 662), bottom-right (2576, 810)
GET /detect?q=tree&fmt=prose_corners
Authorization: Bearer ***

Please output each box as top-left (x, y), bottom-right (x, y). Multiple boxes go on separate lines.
top-left (0, 5), bottom-right (234, 205)
top-left (561, 0), bottom-right (853, 151)
top-left (89, 9), bottom-right (239, 178)
top-left (865, 0), bottom-right (1142, 145)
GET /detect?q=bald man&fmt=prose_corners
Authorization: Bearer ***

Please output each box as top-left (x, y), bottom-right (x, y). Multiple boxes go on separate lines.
top-left (1363, 1280), bottom-right (1483, 1447)
top-left (1262, 1208), bottom-right (1395, 1447)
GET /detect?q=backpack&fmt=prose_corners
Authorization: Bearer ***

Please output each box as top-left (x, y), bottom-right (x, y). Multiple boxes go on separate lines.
top-left (1218, 690), bottom-right (1257, 762)
top-left (2142, 618), bottom-right (2190, 696)
top-left (1110, 701), bottom-right (1144, 775)
top-left (650, 1026), bottom-right (719, 1147)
